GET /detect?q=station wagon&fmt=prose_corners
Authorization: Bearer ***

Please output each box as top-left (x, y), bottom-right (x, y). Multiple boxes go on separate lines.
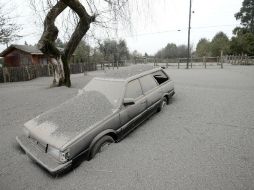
top-left (16, 65), bottom-right (175, 174)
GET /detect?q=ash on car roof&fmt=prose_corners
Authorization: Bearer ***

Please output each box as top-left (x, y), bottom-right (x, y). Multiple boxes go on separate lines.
top-left (103, 64), bottom-right (155, 79)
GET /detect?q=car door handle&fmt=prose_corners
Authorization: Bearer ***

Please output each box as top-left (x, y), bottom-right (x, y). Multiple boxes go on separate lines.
top-left (141, 101), bottom-right (146, 104)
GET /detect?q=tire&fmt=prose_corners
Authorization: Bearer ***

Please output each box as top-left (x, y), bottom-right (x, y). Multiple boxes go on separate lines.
top-left (158, 97), bottom-right (167, 112)
top-left (89, 135), bottom-right (114, 159)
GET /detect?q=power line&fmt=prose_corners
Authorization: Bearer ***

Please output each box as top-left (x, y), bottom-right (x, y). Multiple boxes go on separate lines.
top-left (121, 24), bottom-right (237, 38)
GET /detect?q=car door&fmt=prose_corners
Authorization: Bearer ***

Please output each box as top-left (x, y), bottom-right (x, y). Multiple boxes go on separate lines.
top-left (139, 74), bottom-right (162, 115)
top-left (119, 79), bottom-right (147, 135)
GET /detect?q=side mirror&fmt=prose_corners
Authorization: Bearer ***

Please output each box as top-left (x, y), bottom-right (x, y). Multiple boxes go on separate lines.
top-left (123, 98), bottom-right (135, 106)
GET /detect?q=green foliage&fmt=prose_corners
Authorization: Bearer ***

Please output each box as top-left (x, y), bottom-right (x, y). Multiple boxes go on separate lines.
top-left (74, 40), bottom-right (91, 63)
top-left (131, 50), bottom-right (142, 59)
top-left (230, 0), bottom-right (254, 56)
top-left (117, 40), bottom-right (130, 60)
top-left (234, 0), bottom-right (254, 34)
top-left (193, 1), bottom-right (254, 57)
top-left (196, 38), bottom-right (210, 57)
top-left (155, 43), bottom-right (188, 59)
top-left (230, 32), bottom-right (254, 55)
top-left (99, 39), bottom-right (129, 63)
top-left (195, 31), bottom-right (253, 57)
top-left (210, 32), bottom-right (229, 56)
top-left (90, 48), bottom-right (103, 64)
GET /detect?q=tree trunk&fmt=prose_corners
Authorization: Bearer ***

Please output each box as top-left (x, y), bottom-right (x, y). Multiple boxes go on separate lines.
top-left (37, 0), bottom-right (95, 87)
top-left (61, 55), bottom-right (71, 87)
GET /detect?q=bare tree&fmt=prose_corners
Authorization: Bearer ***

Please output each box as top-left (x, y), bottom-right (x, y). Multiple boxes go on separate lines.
top-left (32, 0), bottom-right (130, 87)
top-left (0, 4), bottom-right (21, 47)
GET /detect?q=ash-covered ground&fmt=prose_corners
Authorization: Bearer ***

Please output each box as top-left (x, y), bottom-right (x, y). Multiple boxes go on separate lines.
top-left (0, 65), bottom-right (254, 190)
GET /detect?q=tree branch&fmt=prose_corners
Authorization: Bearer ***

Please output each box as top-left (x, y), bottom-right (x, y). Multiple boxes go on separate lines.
top-left (61, 0), bottom-right (96, 59)
top-left (37, 1), bottom-right (67, 57)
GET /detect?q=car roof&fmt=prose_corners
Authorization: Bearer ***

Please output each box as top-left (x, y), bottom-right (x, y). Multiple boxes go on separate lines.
top-left (96, 64), bottom-right (162, 82)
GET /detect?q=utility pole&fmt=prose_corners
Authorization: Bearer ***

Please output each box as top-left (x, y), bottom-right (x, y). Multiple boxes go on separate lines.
top-left (187, 0), bottom-right (192, 69)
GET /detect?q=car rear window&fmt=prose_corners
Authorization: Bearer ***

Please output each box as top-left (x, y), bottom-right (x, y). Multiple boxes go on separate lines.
top-left (125, 79), bottom-right (143, 99)
top-left (139, 74), bottom-right (158, 93)
top-left (152, 70), bottom-right (169, 85)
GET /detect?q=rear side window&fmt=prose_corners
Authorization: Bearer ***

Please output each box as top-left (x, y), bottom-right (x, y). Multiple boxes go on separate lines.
top-left (139, 75), bottom-right (158, 93)
top-left (125, 79), bottom-right (143, 99)
top-left (152, 70), bottom-right (169, 85)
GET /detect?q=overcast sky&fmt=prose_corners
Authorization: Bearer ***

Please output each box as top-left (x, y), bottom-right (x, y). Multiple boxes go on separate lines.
top-left (0, 0), bottom-right (243, 55)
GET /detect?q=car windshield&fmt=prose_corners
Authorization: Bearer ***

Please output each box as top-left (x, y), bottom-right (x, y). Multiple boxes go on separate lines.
top-left (84, 78), bottom-right (124, 108)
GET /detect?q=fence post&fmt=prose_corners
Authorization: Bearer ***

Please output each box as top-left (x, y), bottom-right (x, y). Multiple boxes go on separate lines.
top-left (203, 57), bottom-right (206, 69)
top-left (84, 67), bottom-right (87, 75)
top-left (3, 67), bottom-right (10, 83)
top-left (47, 64), bottom-right (51, 76)
top-left (25, 66), bottom-right (30, 80)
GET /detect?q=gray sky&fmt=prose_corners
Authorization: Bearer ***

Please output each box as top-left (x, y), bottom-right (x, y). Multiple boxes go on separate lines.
top-left (0, 0), bottom-right (243, 55)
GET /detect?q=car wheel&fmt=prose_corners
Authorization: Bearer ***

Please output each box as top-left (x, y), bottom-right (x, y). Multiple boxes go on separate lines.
top-left (89, 135), bottom-right (114, 159)
top-left (158, 97), bottom-right (167, 112)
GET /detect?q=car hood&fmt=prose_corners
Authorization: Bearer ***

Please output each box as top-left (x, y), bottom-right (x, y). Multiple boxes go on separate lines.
top-left (24, 91), bottom-right (114, 149)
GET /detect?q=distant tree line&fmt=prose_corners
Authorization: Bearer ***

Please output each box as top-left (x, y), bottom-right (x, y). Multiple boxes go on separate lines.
top-left (155, 43), bottom-right (188, 59)
top-left (156, 0), bottom-right (254, 58)
top-left (196, 0), bottom-right (254, 57)
top-left (196, 32), bottom-right (230, 57)
top-left (54, 38), bottom-right (132, 64)
top-left (98, 39), bottom-right (130, 63)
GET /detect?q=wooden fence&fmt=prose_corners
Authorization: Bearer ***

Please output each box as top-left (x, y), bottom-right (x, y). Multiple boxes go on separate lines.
top-left (133, 57), bottom-right (220, 65)
top-left (0, 62), bottom-right (96, 83)
top-left (150, 56), bottom-right (222, 69)
top-left (132, 55), bottom-right (254, 66)
top-left (95, 60), bottom-right (128, 70)
top-left (226, 55), bottom-right (254, 65)
top-left (154, 62), bottom-right (223, 69)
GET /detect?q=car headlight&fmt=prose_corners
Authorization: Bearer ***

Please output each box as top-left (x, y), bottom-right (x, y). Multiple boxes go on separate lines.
top-left (47, 146), bottom-right (69, 163)
top-left (47, 146), bottom-right (60, 160)
top-left (23, 127), bottom-right (30, 137)
top-left (59, 151), bottom-right (70, 163)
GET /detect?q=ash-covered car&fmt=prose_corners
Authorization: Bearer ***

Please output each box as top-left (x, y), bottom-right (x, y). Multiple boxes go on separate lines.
top-left (16, 65), bottom-right (174, 174)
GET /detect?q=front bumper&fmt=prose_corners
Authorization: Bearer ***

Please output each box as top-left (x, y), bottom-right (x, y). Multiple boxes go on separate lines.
top-left (16, 135), bottom-right (72, 174)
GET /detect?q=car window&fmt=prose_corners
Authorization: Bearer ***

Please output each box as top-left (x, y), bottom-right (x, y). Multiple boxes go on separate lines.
top-left (152, 70), bottom-right (169, 85)
top-left (139, 74), bottom-right (158, 93)
top-left (125, 79), bottom-right (143, 99)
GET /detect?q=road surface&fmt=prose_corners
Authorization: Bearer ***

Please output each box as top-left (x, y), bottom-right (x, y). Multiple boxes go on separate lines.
top-left (0, 65), bottom-right (254, 190)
